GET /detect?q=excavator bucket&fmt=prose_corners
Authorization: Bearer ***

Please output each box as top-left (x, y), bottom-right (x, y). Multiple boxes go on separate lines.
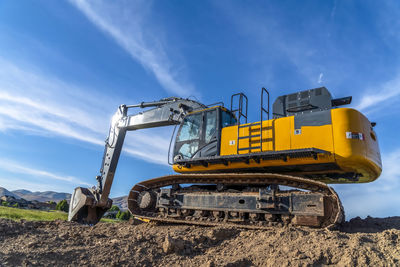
top-left (68, 187), bottom-right (111, 225)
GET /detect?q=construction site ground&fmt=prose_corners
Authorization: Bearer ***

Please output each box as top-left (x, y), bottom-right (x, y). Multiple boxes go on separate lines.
top-left (0, 217), bottom-right (399, 266)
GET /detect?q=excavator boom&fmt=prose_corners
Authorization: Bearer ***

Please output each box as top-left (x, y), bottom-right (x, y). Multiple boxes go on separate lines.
top-left (68, 98), bottom-right (206, 224)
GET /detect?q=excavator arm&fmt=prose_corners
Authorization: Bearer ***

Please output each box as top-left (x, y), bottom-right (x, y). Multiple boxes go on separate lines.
top-left (68, 97), bottom-right (206, 224)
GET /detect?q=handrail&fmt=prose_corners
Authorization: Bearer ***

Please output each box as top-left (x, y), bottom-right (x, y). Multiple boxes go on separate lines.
top-left (230, 92), bottom-right (248, 154)
top-left (260, 87), bottom-right (270, 152)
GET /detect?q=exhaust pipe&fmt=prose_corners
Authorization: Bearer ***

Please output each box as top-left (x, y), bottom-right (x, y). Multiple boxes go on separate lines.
top-left (68, 187), bottom-right (112, 225)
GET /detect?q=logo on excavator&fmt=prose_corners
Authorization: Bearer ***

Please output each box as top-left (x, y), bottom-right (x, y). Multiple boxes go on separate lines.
top-left (346, 132), bottom-right (364, 140)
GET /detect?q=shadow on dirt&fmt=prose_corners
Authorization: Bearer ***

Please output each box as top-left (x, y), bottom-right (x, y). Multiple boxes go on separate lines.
top-left (340, 216), bottom-right (400, 233)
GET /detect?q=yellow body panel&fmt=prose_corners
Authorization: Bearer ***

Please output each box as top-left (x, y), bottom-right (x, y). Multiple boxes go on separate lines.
top-left (173, 108), bottom-right (382, 184)
top-left (331, 108), bottom-right (381, 183)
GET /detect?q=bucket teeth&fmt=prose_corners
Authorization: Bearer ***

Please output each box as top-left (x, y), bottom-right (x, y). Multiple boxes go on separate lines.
top-left (68, 187), bottom-right (112, 225)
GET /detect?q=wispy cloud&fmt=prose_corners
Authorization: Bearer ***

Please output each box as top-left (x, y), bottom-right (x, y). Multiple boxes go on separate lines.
top-left (69, 0), bottom-right (195, 97)
top-left (369, 148), bottom-right (400, 192)
top-left (0, 158), bottom-right (91, 186)
top-left (355, 74), bottom-right (400, 112)
top-left (317, 73), bottom-right (323, 84)
top-left (0, 58), bottom-right (171, 166)
top-left (212, 2), bottom-right (329, 88)
top-left (334, 148), bottom-right (400, 218)
top-left (330, 0), bottom-right (338, 20)
top-left (0, 176), bottom-right (68, 193)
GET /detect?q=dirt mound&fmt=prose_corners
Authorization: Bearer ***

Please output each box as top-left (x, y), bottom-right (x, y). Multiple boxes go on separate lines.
top-left (0, 217), bottom-right (399, 266)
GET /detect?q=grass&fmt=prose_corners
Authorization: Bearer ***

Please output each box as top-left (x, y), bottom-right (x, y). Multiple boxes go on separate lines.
top-left (0, 206), bottom-right (68, 221)
top-left (0, 206), bottom-right (120, 223)
top-left (100, 218), bottom-right (120, 223)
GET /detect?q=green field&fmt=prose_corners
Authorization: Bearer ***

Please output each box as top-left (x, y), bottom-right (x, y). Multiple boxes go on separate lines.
top-left (0, 206), bottom-right (117, 223)
top-left (0, 206), bottom-right (68, 221)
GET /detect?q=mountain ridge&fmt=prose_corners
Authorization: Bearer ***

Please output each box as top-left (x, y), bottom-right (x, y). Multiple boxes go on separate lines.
top-left (0, 187), bottom-right (20, 199)
top-left (0, 187), bottom-right (127, 210)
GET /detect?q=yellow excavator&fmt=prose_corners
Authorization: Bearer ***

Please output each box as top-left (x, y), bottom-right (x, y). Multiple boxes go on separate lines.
top-left (68, 87), bottom-right (381, 229)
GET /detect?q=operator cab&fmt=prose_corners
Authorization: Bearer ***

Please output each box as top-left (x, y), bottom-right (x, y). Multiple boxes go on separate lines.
top-left (173, 107), bottom-right (236, 161)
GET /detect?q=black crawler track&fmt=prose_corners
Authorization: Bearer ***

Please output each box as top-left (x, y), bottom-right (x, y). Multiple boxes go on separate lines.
top-left (127, 173), bottom-right (344, 229)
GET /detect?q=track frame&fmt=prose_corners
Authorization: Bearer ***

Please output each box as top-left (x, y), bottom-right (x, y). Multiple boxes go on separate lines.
top-left (128, 173), bottom-right (344, 229)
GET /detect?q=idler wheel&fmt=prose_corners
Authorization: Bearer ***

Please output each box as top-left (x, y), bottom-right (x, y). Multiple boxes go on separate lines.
top-left (138, 191), bottom-right (156, 210)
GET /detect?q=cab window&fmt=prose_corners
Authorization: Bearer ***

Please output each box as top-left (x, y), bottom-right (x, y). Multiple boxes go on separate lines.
top-left (177, 141), bottom-right (199, 159)
top-left (221, 110), bottom-right (236, 128)
top-left (205, 110), bottom-right (217, 143)
top-left (177, 113), bottom-right (202, 142)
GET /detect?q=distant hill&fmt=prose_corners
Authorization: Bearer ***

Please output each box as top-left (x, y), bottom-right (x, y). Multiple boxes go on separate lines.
top-left (12, 189), bottom-right (71, 203)
top-left (0, 186), bottom-right (127, 210)
top-left (12, 189), bottom-right (31, 195)
top-left (0, 187), bottom-right (21, 199)
top-left (111, 196), bottom-right (128, 211)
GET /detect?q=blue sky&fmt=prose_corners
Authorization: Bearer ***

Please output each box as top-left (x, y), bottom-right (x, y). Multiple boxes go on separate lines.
top-left (0, 0), bottom-right (399, 219)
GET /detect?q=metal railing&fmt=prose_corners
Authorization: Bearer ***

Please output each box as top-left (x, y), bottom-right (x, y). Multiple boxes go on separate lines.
top-left (260, 87), bottom-right (270, 152)
top-left (230, 88), bottom-right (271, 154)
top-left (231, 93), bottom-right (248, 154)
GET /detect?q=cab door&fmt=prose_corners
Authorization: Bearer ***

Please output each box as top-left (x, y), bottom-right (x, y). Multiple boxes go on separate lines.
top-left (197, 109), bottom-right (219, 158)
top-left (174, 112), bottom-right (202, 160)
top-left (173, 108), bottom-right (220, 161)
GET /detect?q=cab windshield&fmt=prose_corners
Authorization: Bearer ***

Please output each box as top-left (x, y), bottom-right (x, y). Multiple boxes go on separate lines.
top-left (174, 108), bottom-right (231, 160)
top-left (176, 113), bottom-right (202, 142)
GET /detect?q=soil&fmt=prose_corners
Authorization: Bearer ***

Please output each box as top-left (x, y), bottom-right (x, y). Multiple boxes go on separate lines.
top-left (0, 217), bottom-right (399, 267)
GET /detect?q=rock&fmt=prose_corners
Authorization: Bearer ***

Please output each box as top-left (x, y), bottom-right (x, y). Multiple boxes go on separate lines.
top-left (223, 258), bottom-right (252, 267)
top-left (58, 232), bottom-right (69, 239)
top-left (207, 228), bottom-right (237, 241)
top-left (200, 261), bottom-right (215, 267)
top-left (27, 241), bottom-right (37, 248)
top-left (162, 234), bottom-right (185, 254)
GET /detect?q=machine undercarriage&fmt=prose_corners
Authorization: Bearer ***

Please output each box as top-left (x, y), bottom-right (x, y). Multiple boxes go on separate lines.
top-left (128, 173), bottom-right (344, 229)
